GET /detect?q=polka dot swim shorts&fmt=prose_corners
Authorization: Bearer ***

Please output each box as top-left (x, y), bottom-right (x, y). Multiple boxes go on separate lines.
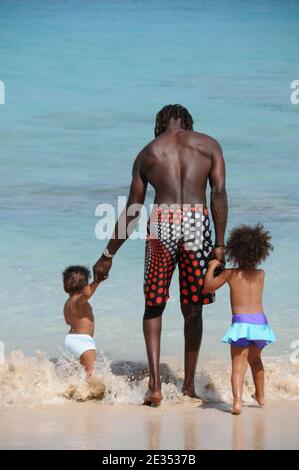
top-left (144, 204), bottom-right (215, 306)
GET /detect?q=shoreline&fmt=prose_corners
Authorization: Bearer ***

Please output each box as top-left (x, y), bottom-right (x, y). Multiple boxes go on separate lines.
top-left (1, 400), bottom-right (298, 450)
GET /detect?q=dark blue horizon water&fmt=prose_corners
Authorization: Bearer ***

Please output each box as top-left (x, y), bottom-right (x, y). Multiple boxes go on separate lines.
top-left (0, 0), bottom-right (298, 361)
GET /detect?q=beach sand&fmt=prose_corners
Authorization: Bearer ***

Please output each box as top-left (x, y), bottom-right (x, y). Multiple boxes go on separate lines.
top-left (1, 400), bottom-right (298, 450)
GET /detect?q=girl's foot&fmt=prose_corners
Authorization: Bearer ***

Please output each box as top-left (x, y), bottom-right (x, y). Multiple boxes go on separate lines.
top-left (251, 393), bottom-right (265, 407)
top-left (232, 399), bottom-right (242, 415)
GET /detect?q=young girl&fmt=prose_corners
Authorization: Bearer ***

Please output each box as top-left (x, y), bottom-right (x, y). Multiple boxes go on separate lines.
top-left (204, 224), bottom-right (276, 414)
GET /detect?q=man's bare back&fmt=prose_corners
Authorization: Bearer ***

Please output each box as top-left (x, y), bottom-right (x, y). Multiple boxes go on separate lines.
top-left (124, 122), bottom-right (227, 252)
top-left (139, 128), bottom-right (221, 206)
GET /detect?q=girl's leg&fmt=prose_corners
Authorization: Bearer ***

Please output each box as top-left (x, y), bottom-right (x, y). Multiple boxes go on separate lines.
top-left (248, 345), bottom-right (265, 406)
top-left (231, 345), bottom-right (249, 414)
top-left (80, 349), bottom-right (96, 378)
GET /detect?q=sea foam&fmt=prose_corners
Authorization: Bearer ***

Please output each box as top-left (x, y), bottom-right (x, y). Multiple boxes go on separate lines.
top-left (0, 350), bottom-right (298, 407)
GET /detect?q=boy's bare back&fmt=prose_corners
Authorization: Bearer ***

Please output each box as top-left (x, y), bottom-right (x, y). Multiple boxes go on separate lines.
top-left (64, 294), bottom-right (95, 336)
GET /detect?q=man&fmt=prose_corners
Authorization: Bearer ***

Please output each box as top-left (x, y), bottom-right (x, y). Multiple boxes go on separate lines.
top-left (93, 104), bottom-right (228, 405)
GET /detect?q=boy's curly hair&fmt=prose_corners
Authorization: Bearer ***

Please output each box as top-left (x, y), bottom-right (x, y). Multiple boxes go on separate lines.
top-left (226, 224), bottom-right (273, 269)
top-left (63, 266), bottom-right (90, 294)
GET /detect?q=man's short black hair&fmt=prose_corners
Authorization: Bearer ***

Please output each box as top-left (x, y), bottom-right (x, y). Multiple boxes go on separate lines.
top-left (154, 104), bottom-right (194, 137)
top-left (63, 265), bottom-right (90, 294)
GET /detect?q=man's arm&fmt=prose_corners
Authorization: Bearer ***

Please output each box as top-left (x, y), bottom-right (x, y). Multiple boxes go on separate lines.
top-left (105, 152), bottom-right (148, 255)
top-left (209, 141), bottom-right (228, 260)
top-left (93, 151), bottom-right (148, 281)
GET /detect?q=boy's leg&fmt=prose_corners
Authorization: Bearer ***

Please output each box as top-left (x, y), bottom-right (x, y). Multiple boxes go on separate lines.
top-left (248, 345), bottom-right (265, 406)
top-left (181, 303), bottom-right (203, 398)
top-left (231, 345), bottom-right (249, 414)
top-left (80, 349), bottom-right (96, 377)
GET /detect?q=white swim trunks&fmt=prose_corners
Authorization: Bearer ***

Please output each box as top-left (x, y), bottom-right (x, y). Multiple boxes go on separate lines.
top-left (64, 334), bottom-right (96, 359)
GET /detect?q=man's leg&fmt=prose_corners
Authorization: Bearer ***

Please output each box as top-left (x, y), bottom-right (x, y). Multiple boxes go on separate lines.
top-left (181, 303), bottom-right (203, 398)
top-left (143, 304), bottom-right (165, 405)
top-left (178, 205), bottom-right (215, 398)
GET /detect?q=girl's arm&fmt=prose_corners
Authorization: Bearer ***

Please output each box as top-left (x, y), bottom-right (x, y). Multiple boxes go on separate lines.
top-left (204, 260), bottom-right (231, 293)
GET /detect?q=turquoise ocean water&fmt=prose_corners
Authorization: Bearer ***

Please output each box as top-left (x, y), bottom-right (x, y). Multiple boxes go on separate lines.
top-left (0, 0), bottom-right (298, 368)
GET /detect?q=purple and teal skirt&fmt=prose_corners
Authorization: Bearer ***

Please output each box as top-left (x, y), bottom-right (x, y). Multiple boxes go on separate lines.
top-left (222, 313), bottom-right (276, 349)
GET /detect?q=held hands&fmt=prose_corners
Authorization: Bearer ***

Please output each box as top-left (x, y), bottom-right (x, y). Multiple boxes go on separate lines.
top-left (212, 246), bottom-right (225, 263)
top-left (208, 258), bottom-right (222, 269)
top-left (209, 248), bottom-right (226, 277)
top-left (93, 255), bottom-right (113, 282)
top-left (209, 258), bottom-right (221, 268)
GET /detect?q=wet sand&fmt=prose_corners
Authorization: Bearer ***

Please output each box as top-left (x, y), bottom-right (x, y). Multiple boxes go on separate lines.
top-left (0, 400), bottom-right (298, 450)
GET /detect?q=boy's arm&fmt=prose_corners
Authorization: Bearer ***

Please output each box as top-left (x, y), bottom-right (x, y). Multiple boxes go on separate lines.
top-left (204, 260), bottom-right (231, 293)
top-left (76, 280), bottom-right (101, 304)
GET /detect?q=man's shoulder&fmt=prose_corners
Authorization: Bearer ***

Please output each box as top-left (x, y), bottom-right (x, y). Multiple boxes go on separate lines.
top-left (189, 130), bottom-right (222, 149)
top-left (141, 130), bottom-right (217, 151)
top-left (137, 138), bottom-right (161, 160)
top-left (137, 131), bottom-right (222, 158)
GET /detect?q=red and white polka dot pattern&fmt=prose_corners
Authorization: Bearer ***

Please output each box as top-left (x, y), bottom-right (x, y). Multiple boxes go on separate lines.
top-left (144, 206), bottom-right (215, 306)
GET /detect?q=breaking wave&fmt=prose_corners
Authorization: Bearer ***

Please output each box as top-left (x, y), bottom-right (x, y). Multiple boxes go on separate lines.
top-left (0, 350), bottom-right (298, 407)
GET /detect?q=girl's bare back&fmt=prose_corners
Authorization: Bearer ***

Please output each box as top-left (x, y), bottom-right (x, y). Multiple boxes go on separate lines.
top-left (227, 268), bottom-right (265, 314)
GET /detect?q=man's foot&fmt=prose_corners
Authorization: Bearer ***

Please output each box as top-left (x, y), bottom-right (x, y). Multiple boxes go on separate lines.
top-left (251, 393), bottom-right (265, 407)
top-left (181, 386), bottom-right (201, 400)
top-left (232, 399), bottom-right (242, 415)
top-left (143, 389), bottom-right (163, 407)
top-left (181, 382), bottom-right (201, 399)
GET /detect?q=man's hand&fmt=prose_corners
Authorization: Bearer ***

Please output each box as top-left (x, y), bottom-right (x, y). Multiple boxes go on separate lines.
top-left (93, 255), bottom-right (112, 282)
top-left (212, 246), bottom-right (225, 263)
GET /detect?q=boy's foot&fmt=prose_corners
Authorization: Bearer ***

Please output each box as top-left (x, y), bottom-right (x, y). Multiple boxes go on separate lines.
top-left (87, 375), bottom-right (106, 399)
top-left (232, 399), bottom-right (242, 415)
top-left (251, 393), bottom-right (265, 407)
top-left (143, 389), bottom-right (163, 407)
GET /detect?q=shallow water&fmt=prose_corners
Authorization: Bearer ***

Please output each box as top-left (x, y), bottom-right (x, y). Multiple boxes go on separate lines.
top-left (0, 1), bottom-right (298, 369)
